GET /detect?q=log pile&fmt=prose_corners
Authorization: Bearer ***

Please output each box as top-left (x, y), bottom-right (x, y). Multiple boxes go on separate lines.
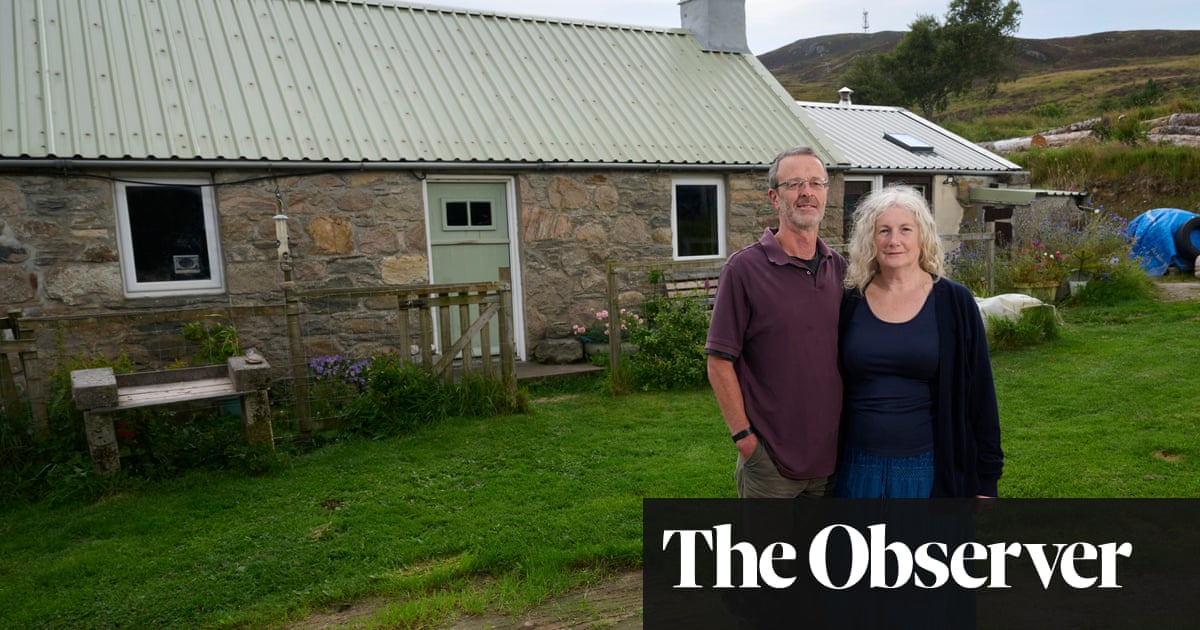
top-left (978, 113), bottom-right (1200, 154)
top-left (1146, 112), bottom-right (1200, 148)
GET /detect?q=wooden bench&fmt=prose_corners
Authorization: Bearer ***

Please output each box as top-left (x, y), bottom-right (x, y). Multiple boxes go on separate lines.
top-left (70, 354), bottom-right (274, 475)
top-left (663, 268), bottom-right (721, 307)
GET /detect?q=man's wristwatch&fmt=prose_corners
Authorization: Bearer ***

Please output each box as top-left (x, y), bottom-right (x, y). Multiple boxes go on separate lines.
top-left (731, 427), bottom-right (754, 443)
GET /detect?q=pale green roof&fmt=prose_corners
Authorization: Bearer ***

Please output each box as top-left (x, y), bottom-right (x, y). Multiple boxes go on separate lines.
top-left (794, 102), bottom-right (1023, 173)
top-left (0, 0), bottom-right (825, 166)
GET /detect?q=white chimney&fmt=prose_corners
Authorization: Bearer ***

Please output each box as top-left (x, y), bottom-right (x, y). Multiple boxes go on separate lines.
top-left (838, 86), bottom-right (854, 105)
top-left (680, 0), bottom-right (750, 54)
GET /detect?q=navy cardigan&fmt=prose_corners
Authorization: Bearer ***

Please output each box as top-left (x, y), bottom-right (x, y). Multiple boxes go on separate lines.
top-left (839, 277), bottom-right (1004, 497)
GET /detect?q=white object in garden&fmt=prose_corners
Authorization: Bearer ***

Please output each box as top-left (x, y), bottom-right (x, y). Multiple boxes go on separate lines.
top-left (975, 293), bottom-right (1047, 328)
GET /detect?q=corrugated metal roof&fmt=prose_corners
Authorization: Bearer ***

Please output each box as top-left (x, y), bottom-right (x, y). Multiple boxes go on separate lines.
top-left (968, 187), bottom-right (1089, 204)
top-left (793, 101), bottom-right (1023, 173)
top-left (0, 0), bottom-right (824, 166)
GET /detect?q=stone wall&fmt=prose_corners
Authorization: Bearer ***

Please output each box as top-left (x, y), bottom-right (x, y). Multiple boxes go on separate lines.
top-left (1, 166), bottom-right (798, 363)
top-left (515, 169), bottom-right (792, 344)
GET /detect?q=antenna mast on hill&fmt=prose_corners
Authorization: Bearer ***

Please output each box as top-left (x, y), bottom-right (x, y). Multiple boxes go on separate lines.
top-left (863, 9), bottom-right (869, 33)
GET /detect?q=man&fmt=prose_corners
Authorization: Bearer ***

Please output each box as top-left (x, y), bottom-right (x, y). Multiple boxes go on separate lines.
top-left (705, 146), bottom-right (847, 498)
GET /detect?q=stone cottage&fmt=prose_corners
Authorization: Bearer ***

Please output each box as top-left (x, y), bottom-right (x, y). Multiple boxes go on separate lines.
top-left (1, 0), bottom-right (844, 363)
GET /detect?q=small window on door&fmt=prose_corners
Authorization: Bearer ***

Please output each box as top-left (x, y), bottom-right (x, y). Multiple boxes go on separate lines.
top-left (443, 200), bottom-right (495, 230)
top-left (114, 176), bottom-right (225, 297)
top-left (672, 177), bottom-right (725, 260)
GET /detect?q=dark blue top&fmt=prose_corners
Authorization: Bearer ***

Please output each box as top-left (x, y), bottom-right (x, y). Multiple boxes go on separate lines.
top-left (839, 278), bottom-right (1004, 497)
top-left (842, 292), bottom-right (938, 456)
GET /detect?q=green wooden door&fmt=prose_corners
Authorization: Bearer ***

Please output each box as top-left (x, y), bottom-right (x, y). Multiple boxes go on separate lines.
top-left (427, 181), bottom-right (510, 357)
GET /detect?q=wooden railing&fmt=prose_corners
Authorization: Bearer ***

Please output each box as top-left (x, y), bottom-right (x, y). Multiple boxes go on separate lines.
top-left (3, 306), bottom-right (282, 440)
top-left (1, 311), bottom-right (44, 438)
top-left (1, 269), bottom-right (516, 440)
top-left (284, 268), bottom-right (516, 430)
top-left (604, 259), bottom-right (726, 375)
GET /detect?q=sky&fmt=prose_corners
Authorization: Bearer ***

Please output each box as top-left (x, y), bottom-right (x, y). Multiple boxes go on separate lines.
top-left (422, 0), bottom-right (1199, 55)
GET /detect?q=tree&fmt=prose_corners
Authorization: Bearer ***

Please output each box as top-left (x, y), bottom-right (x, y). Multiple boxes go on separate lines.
top-left (841, 0), bottom-right (1021, 119)
top-left (840, 50), bottom-right (904, 107)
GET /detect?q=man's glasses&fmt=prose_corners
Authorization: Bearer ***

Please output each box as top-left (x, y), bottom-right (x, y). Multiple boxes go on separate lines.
top-left (775, 178), bottom-right (829, 192)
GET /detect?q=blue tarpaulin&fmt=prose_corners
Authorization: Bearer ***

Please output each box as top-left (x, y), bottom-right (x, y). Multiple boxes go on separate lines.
top-left (1127, 208), bottom-right (1200, 275)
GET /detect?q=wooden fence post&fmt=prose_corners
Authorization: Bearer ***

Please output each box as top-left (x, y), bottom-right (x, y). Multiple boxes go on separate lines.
top-left (457, 295), bottom-right (473, 378)
top-left (498, 267), bottom-right (516, 400)
top-left (0, 311), bottom-right (20, 418)
top-left (605, 261), bottom-right (622, 375)
top-left (419, 301), bottom-right (435, 371)
top-left (436, 291), bottom-right (453, 380)
top-left (397, 293), bottom-right (413, 365)
top-left (986, 224), bottom-right (997, 296)
top-left (283, 284), bottom-right (312, 433)
top-left (15, 312), bottom-right (48, 441)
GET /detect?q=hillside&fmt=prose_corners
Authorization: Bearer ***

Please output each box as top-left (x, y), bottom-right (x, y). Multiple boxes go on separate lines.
top-left (761, 30), bottom-right (1200, 122)
top-left (760, 30), bottom-right (1200, 216)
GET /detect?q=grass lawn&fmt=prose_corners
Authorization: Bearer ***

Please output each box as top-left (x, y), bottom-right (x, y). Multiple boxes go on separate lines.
top-left (0, 384), bottom-right (730, 629)
top-left (994, 298), bottom-right (1200, 497)
top-left (0, 297), bottom-right (1197, 628)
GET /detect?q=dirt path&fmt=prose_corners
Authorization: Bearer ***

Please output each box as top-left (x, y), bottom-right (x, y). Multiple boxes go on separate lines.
top-left (441, 571), bottom-right (642, 630)
top-left (291, 570), bottom-right (643, 630)
top-left (1154, 278), bottom-right (1200, 301)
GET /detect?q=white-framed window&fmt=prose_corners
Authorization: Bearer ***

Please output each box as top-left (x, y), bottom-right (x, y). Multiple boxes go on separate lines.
top-left (672, 176), bottom-right (726, 260)
top-left (113, 175), bottom-right (225, 297)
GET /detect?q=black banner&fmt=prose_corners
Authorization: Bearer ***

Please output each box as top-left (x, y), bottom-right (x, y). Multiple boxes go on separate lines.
top-left (644, 499), bottom-right (1200, 629)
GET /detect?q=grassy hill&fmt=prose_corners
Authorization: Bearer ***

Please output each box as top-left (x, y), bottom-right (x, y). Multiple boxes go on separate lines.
top-left (760, 30), bottom-right (1200, 215)
top-left (761, 30), bottom-right (1200, 133)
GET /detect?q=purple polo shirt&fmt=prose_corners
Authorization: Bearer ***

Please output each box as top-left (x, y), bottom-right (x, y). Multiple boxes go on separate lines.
top-left (705, 228), bottom-right (846, 479)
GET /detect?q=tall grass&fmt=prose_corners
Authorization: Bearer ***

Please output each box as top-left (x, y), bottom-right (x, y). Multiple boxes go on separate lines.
top-left (1013, 144), bottom-right (1200, 193)
top-left (986, 304), bottom-right (1060, 350)
top-left (1009, 144), bottom-right (1200, 216)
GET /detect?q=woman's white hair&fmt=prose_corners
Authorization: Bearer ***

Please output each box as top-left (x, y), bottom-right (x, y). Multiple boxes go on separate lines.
top-left (844, 185), bottom-right (945, 292)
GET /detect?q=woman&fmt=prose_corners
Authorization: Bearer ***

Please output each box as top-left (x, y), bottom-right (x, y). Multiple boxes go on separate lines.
top-left (835, 186), bottom-right (1003, 498)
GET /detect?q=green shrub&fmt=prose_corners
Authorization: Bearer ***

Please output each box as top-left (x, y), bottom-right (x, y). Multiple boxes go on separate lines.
top-left (1031, 102), bottom-right (1067, 119)
top-left (987, 305), bottom-right (1060, 351)
top-left (1093, 115), bottom-right (1147, 144)
top-left (624, 296), bottom-right (711, 391)
top-left (452, 375), bottom-right (529, 417)
top-left (306, 355), bottom-right (371, 426)
top-left (343, 355), bottom-right (526, 438)
top-left (113, 406), bottom-right (263, 480)
top-left (0, 353), bottom-right (138, 506)
top-left (344, 356), bottom-right (447, 436)
top-left (1, 342), bottom-right (280, 506)
top-left (1121, 79), bottom-right (1164, 108)
top-left (1073, 260), bottom-right (1157, 305)
top-left (972, 206), bottom-right (1138, 300)
top-left (3, 341), bottom-right (527, 504)
top-left (181, 321), bottom-right (242, 365)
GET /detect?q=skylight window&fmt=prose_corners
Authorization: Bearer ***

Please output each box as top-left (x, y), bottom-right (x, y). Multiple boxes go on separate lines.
top-left (884, 132), bottom-right (934, 153)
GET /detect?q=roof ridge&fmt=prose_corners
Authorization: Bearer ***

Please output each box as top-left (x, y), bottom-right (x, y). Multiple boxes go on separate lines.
top-left (330, 0), bottom-right (686, 35)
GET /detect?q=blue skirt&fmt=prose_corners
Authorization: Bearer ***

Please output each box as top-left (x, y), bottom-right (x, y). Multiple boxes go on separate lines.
top-left (835, 446), bottom-right (935, 498)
